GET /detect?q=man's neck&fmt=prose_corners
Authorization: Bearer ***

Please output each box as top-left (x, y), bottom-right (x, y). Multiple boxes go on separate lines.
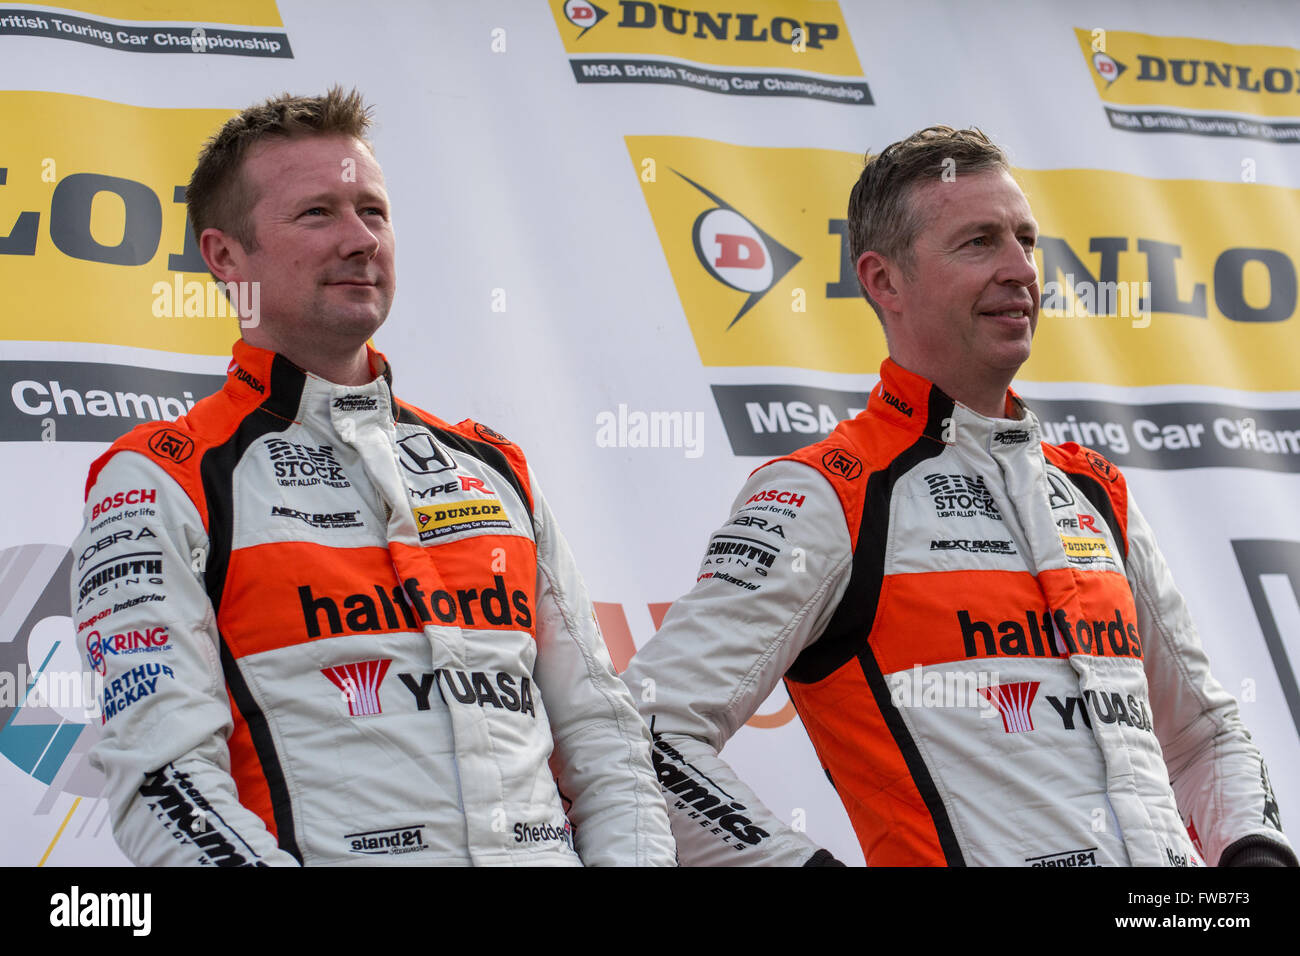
top-left (243, 334), bottom-right (373, 386)
top-left (894, 358), bottom-right (1015, 420)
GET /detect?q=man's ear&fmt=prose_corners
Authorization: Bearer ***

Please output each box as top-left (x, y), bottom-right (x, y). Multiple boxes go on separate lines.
top-left (857, 249), bottom-right (905, 314)
top-left (199, 228), bottom-right (245, 284)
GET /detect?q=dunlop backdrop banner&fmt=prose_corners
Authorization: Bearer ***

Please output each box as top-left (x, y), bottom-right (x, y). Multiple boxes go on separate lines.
top-left (2, 0), bottom-right (1298, 869)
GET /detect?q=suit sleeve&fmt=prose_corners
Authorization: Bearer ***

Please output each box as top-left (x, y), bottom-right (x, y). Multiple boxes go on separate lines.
top-left (73, 451), bottom-right (299, 866)
top-left (528, 469), bottom-right (677, 866)
top-left (620, 461), bottom-right (854, 866)
top-left (1127, 496), bottom-right (1297, 866)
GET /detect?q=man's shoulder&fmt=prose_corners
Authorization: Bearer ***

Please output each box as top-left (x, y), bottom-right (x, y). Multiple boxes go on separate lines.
top-left (1041, 439), bottom-right (1129, 491)
top-left (82, 380), bottom-right (250, 505)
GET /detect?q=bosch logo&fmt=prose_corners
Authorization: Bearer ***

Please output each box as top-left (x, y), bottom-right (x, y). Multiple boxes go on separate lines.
top-left (91, 488), bottom-right (157, 520)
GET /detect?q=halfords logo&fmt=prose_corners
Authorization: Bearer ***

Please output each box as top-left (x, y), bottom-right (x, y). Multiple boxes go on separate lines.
top-left (398, 669), bottom-right (536, 717)
top-left (958, 608), bottom-right (1143, 660)
top-left (298, 575), bottom-right (533, 637)
top-left (651, 735), bottom-right (769, 850)
top-left (924, 474), bottom-right (1001, 520)
top-left (322, 659), bottom-right (391, 717)
top-left (346, 824), bottom-right (428, 856)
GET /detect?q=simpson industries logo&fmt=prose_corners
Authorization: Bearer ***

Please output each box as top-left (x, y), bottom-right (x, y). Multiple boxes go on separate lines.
top-left (1075, 28), bottom-right (1300, 143)
top-left (630, 136), bottom-right (1300, 394)
top-left (2, 91), bottom-right (253, 356)
top-left (550, 0), bottom-right (871, 103)
top-left (0, 0), bottom-right (292, 57)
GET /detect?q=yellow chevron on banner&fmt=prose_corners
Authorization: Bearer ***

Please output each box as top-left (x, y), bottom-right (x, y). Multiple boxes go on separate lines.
top-left (1075, 27), bottom-right (1300, 119)
top-left (549, 0), bottom-right (863, 75)
top-left (630, 135), bottom-right (1300, 390)
top-left (2, 91), bottom-right (240, 356)
top-left (49, 1), bottom-right (283, 26)
top-left (627, 135), bottom-right (881, 374)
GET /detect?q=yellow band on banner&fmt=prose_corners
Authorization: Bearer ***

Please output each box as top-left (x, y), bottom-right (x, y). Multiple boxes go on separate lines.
top-left (629, 135), bottom-right (1300, 390)
top-left (2, 91), bottom-right (240, 356)
top-left (39, 1), bottom-right (283, 27)
top-left (1075, 27), bottom-right (1300, 119)
top-left (548, 0), bottom-right (863, 76)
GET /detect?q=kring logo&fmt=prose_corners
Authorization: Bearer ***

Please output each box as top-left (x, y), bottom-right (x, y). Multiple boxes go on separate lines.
top-left (85, 626), bottom-right (171, 676)
top-left (680, 171), bottom-right (800, 328)
top-left (563, 0), bottom-right (608, 38)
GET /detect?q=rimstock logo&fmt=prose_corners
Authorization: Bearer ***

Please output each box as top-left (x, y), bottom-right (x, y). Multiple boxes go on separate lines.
top-left (631, 135), bottom-right (1300, 393)
top-left (550, 0), bottom-right (871, 103)
top-left (2, 91), bottom-right (254, 357)
top-left (0, 0), bottom-right (291, 57)
top-left (1075, 28), bottom-right (1300, 143)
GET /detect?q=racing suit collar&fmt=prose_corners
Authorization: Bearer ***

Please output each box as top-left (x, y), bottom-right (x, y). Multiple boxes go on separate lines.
top-left (228, 339), bottom-right (400, 422)
top-left (873, 358), bottom-right (1036, 453)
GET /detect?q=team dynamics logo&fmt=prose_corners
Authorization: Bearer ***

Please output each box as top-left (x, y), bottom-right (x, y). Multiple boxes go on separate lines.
top-left (680, 171), bottom-right (800, 328)
top-left (322, 659), bottom-right (392, 717)
top-left (397, 433), bottom-right (455, 475)
top-left (979, 681), bottom-right (1040, 733)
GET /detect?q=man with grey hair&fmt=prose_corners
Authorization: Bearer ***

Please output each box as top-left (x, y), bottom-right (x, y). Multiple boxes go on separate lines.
top-left (623, 126), bottom-right (1295, 867)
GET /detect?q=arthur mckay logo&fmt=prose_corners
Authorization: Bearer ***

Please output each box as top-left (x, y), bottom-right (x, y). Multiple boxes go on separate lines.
top-left (550, 0), bottom-right (871, 104)
top-left (0, 2), bottom-right (291, 57)
top-left (1075, 28), bottom-right (1300, 143)
top-left (2, 91), bottom-right (277, 358)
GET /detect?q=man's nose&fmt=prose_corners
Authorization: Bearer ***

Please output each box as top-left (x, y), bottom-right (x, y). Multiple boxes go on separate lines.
top-left (339, 209), bottom-right (381, 258)
top-left (997, 235), bottom-right (1038, 287)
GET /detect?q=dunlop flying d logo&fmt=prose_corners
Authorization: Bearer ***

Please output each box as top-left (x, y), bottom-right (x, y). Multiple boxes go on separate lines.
top-left (679, 171), bottom-right (800, 328)
top-left (549, 0), bottom-right (871, 104)
top-left (1073, 28), bottom-right (1300, 143)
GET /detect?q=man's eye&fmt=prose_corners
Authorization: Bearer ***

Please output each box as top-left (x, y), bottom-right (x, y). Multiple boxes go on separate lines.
top-left (969, 236), bottom-right (988, 247)
top-left (1020, 236), bottom-right (1037, 250)
top-left (302, 207), bottom-right (326, 217)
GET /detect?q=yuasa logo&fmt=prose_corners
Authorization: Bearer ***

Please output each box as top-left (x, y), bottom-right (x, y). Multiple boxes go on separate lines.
top-left (322, 659), bottom-right (391, 717)
top-left (979, 681), bottom-right (1041, 733)
top-left (91, 488), bottom-right (156, 520)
